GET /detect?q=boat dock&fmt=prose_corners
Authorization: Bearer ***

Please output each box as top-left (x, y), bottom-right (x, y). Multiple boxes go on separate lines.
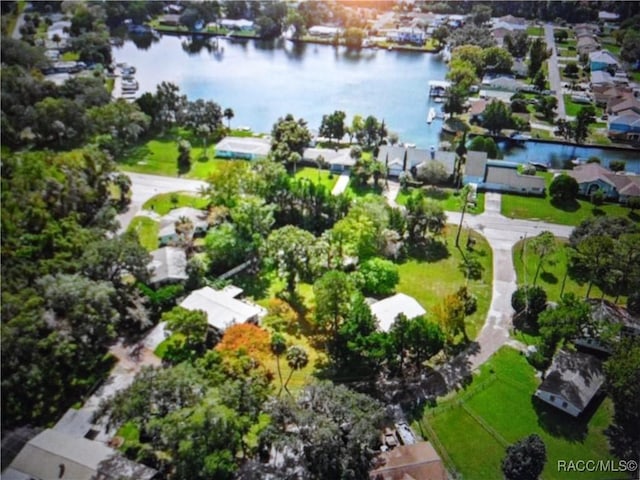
top-left (427, 107), bottom-right (436, 124)
top-left (428, 80), bottom-right (451, 98)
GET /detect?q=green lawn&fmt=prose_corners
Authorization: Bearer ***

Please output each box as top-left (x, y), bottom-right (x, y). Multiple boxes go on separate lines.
top-left (527, 26), bottom-right (544, 36)
top-left (294, 167), bottom-right (338, 191)
top-left (563, 95), bottom-right (594, 117)
top-left (119, 130), bottom-right (228, 179)
top-left (61, 51), bottom-right (80, 61)
top-left (602, 43), bottom-right (621, 56)
top-left (512, 237), bottom-right (616, 304)
top-left (396, 187), bottom-right (486, 214)
top-left (501, 172), bottom-right (638, 226)
top-left (127, 216), bottom-right (159, 251)
top-left (416, 347), bottom-right (620, 480)
top-left (344, 178), bottom-right (384, 198)
top-left (396, 227), bottom-right (493, 341)
top-left (142, 192), bottom-right (209, 215)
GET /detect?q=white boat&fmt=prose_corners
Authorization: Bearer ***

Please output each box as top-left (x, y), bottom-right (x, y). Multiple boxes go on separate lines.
top-left (427, 107), bottom-right (436, 124)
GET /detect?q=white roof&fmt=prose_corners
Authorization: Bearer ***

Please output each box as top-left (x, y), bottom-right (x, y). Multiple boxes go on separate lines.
top-left (370, 293), bottom-right (426, 332)
top-left (149, 247), bottom-right (188, 284)
top-left (215, 136), bottom-right (271, 157)
top-left (180, 286), bottom-right (263, 330)
top-left (303, 147), bottom-right (355, 167)
top-left (589, 50), bottom-right (619, 66)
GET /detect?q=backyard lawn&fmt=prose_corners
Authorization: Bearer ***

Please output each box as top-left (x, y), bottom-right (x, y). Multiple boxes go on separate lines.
top-left (526, 26), bottom-right (544, 36)
top-left (512, 237), bottom-right (618, 304)
top-left (501, 172), bottom-right (637, 226)
top-left (415, 347), bottom-right (621, 480)
top-left (396, 227), bottom-right (493, 341)
top-left (563, 95), bottom-right (600, 117)
top-left (294, 167), bottom-right (338, 191)
top-left (396, 186), bottom-right (486, 214)
top-left (128, 216), bottom-right (159, 251)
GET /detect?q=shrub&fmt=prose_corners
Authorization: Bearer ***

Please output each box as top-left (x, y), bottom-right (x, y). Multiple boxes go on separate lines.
top-left (549, 174), bottom-right (579, 202)
top-left (590, 189), bottom-right (605, 205)
top-left (610, 160), bottom-right (626, 172)
top-left (511, 285), bottom-right (547, 328)
top-left (356, 257), bottom-right (400, 296)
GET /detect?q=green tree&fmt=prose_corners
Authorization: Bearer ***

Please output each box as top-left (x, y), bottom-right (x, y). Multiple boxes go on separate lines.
top-left (447, 59), bottom-right (478, 91)
top-left (511, 286), bottom-right (548, 328)
top-left (344, 27), bottom-right (365, 48)
top-left (314, 270), bottom-right (354, 335)
top-left (538, 293), bottom-right (593, 348)
top-left (571, 235), bottom-right (615, 298)
top-left (502, 434), bottom-right (547, 480)
top-left (482, 100), bottom-right (512, 135)
top-left (533, 70), bottom-right (547, 92)
top-left (433, 293), bottom-right (467, 341)
top-left (283, 345), bottom-right (308, 395)
top-left (481, 46), bottom-right (514, 74)
top-left (443, 85), bottom-right (468, 118)
top-left (406, 315), bottom-right (445, 368)
top-left (549, 174), bottom-right (579, 203)
top-left (205, 223), bottom-right (249, 273)
top-left (471, 4), bottom-right (492, 26)
top-left (504, 30), bottom-right (530, 57)
top-left (162, 306), bottom-right (209, 361)
top-left (270, 332), bottom-right (288, 395)
top-left (265, 226), bottom-right (316, 295)
top-left (177, 139), bottom-right (192, 174)
top-left (319, 110), bottom-right (346, 143)
top-left (536, 95), bottom-right (558, 121)
top-left (572, 105), bottom-right (596, 144)
top-left (416, 160), bottom-right (450, 184)
top-left (528, 37), bottom-right (549, 78)
top-left (356, 257), bottom-right (399, 296)
top-left (610, 160), bottom-right (626, 172)
top-left (405, 190), bottom-right (447, 243)
top-left (271, 114), bottom-right (311, 168)
top-left (223, 107), bottom-right (234, 129)
top-left (529, 231), bottom-right (557, 285)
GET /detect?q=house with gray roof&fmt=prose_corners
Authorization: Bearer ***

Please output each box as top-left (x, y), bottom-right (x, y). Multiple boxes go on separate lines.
top-left (574, 299), bottom-right (640, 353)
top-left (589, 50), bottom-right (620, 72)
top-left (3, 429), bottom-right (157, 480)
top-left (534, 350), bottom-right (604, 417)
top-left (483, 162), bottom-right (545, 195)
top-left (462, 151), bottom-right (488, 185)
top-left (148, 246), bottom-right (188, 285)
top-left (215, 136), bottom-right (271, 160)
top-left (481, 75), bottom-right (524, 92)
top-left (303, 147), bottom-right (354, 172)
top-left (577, 35), bottom-right (599, 55)
top-left (378, 145), bottom-right (408, 177)
top-left (158, 207), bottom-right (209, 245)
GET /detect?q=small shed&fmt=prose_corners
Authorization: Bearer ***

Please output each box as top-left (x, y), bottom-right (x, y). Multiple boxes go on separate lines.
top-left (370, 293), bottom-right (426, 332)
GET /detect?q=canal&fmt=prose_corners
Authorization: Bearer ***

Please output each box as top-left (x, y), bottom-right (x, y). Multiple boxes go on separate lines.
top-left (114, 34), bottom-right (640, 171)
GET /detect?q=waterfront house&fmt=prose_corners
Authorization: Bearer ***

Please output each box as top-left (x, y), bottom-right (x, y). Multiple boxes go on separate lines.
top-left (308, 25), bottom-right (341, 38)
top-left (491, 15), bottom-right (526, 31)
top-left (412, 150), bottom-right (456, 179)
top-left (215, 136), bottom-right (271, 160)
top-left (220, 18), bottom-right (254, 31)
top-left (370, 293), bottom-right (426, 332)
top-left (589, 50), bottom-right (620, 72)
top-left (462, 151), bottom-right (488, 185)
top-left (303, 147), bottom-right (354, 173)
top-left (607, 97), bottom-right (640, 116)
top-left (483, 161), bottom-right (545, 195)
top-left (159, 14), bottom-right (181, 27)
top-left (534, 350), bottom-right (604, 417)
top-left (481, 75), bottom-right (524, 92)
top-left (148, 246), bottom-right (188, 286)
top-left (158, 207), bottom-right (209, 245)
top-left (378, 145), bottom-right (407, 177)
top-left (180, 286), bottom-right (265, 332)
top-left (608, 112), bottom-right (640, 144)
top-left (468, 99), bottom-right (488, 122)
top-left (567, 162), bottom-right (640, 202)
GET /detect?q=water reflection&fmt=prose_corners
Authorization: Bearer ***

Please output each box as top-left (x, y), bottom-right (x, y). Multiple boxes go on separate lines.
top-left (181, 35), bottom-right (224, 55)
top-left (130, 32), bottom-right (160, 51)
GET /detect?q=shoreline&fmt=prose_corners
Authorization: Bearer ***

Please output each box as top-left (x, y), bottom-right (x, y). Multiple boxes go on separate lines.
top-left (466, 132), bottom-right (640, 153)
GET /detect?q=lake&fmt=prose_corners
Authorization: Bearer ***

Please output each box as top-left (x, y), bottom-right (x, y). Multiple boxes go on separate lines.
top-left (114, 34), bottom-right (640, 171)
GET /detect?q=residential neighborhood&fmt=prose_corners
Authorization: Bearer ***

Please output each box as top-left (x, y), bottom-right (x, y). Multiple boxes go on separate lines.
top-left (2, 1), bottom-right (639, 480)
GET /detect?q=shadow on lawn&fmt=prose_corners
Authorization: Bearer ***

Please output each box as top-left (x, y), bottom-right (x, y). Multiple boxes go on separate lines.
top-left (551, 198), bottom-right (581, 212)
top-left (531, 393), bottom-right (607, 442)
top-left (406, 239), bottom-right (450, 262)
top-left (540, 271), bottom-right (558, 284)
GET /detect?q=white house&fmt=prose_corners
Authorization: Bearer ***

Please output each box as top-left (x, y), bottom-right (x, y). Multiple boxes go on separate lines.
top-left (303, 147), bottom-right (355, 172)
top-left (214, 136), bottom-right (271, 160)
top-left (148, 246), bottom-right (188, 285)
top-left (180, 286), bottom-right (265, 331)
top-left (378, 145), bottom-right (407, 177)
top-left (534, 350), bottom-right (604, 417)
top-left (370, 293), bottom-right (426, 332)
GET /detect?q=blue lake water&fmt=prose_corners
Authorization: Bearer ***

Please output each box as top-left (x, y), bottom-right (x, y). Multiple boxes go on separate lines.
top-left (114, 34), bottom-right (640, 171)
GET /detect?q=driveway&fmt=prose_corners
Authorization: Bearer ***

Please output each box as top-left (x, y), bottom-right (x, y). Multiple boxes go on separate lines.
top-left (331, 172), bottom-right (351, 195)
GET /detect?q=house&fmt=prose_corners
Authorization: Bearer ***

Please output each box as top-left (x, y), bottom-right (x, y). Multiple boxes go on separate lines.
top-left (534, 350), bottom-right (604, 417)
top-left (370, 293), bottom-right (426, 332)
top-left (590, 70), bottom-right (615, 88)
top-left (483, 161), bottom-right (545, 195)
top-left (219, 18), bottom-right (254, 31)
top-left (378, 145), bottom-right (407, 177)
top-left (490, 27), bottom-right (511, 47)
top-left (491, 15), bottom-right (527, 31)
top-left (462, 151), bottom-right (488, 185)
top-left (413, 151), bottom-right (456, 180)
top-left (608, 112), bottom-right (640, 143)
top-left (567, 162), bottom-right (640, 202)
top-left (577, 36), bottom-right (599, 55)
top-left (387, 27), bottom-right (425, 45)
top-left (468, 98), bottom-right (488, 122)
top-left (308, 25), bottom-right (341, 38)
top-left (180, 286), bottom-right (265, 331)
top-left (369, 441), bottom-right (447, 480)
top-left (512, 59), bottom-right (528, 78)
top-left (158, 207), bottom-right (209, 245)
top-left (159, 14), bottom-right (181, 27)
top-left (303, 147), bottom-right (354, 172)
top-left (163, 4), bottom-right (184, 14)
top-left (598, 11), bottom-right (620, 22)
top-left (607, 97), bottom-right (640, 116)
top-left (592, 85), bottom-right (633, 106)
top-left (574, 299), bottom-right (640, 353)
top-left (3, 429), bottom-right (157, 480)
top-left (148, 247), bottom-right (188, 285)
top-left (214, 136), bottom-right (271, 160)
top-left (589, 50), bottom-right (620, 72)
top-left (481, 75), bottom-right (524, 92)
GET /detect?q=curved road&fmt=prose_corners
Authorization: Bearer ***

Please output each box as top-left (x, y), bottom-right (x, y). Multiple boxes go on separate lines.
top-left (120, 173), bottom-right (573, 388)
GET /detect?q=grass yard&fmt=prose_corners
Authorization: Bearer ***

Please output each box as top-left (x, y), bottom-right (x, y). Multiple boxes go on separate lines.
top-left (61, 51), bottom-right (80, 61)
top-left (527, 26), bottom-right (544, 36)
top-left (501, 172), bottom-right (638, 226)
top-left (294, 167), bottom-right (338, 191)
top-left (127, 216), bottom-right (159, 251)
top-left (512, 237), bottom-right (617, 303)
top-left (563, 95), bottom-right (595, 117)
top-left (396, 227), bottom-right (493, 341)
top-left (415, 347), bottom-right (620, 480)
top-left (142, 192), bottom-right (209, 215)
top-left (119, 130), bottom-right (229, 179)
top-left (396, 187), bottom-right (486, 214)
top-left (344, 178), bottom-right (384, 198)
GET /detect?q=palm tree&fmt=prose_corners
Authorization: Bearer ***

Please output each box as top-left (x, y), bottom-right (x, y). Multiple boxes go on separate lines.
top-left (223, 108), bottom-right (234, 129)
top-left (283, 345), bottom-right (308, 396)
top-left (174, 216), bottom-right (194, 255)
top-left (270, 332), bottom-right (288, 395)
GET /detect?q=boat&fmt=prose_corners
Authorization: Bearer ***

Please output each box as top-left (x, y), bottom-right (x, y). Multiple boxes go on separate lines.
top-left (426, 107), bottom-right (436, 124)
top-left (433, 96), bottom-right (444, 103)
top-left (529, 162), bottom-right (549, 172)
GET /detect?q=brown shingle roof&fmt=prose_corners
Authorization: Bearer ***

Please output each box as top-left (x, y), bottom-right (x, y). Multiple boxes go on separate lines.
top-left (370, 442), bottom-right (447, 480)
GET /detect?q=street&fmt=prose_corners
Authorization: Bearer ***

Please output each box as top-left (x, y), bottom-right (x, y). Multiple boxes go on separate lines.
top-left (544, 23), bottom-right (567, 120)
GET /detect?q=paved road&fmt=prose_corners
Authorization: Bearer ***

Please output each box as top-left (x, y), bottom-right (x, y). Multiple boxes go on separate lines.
top-left (544, 23), bottom-right (567, 120)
